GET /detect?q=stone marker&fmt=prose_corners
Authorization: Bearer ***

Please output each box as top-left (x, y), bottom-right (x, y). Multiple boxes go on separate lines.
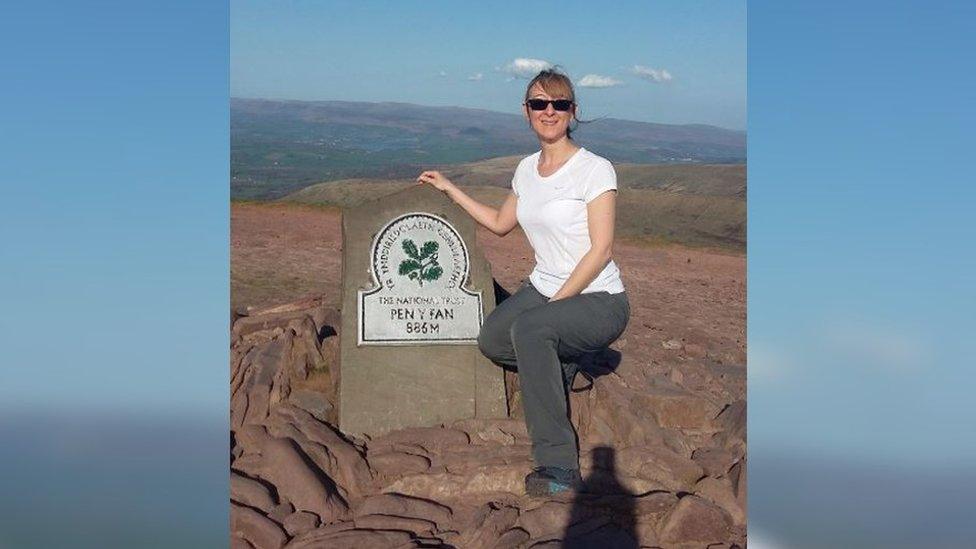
top-left (338, 184), bottom-right (508, 437)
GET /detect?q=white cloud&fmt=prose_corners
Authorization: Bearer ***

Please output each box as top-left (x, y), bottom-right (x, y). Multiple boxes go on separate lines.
top-left (501, 58), bottom-right (553, 78)
top-left (631, 65), bottom-right (673, 83)
top-left (753, 316), bottom-right (931, 384)
top-left (577, 74), bottom-right (623, 88)
top-left (821, 319), bottom-right (928, 373)
top-left (467, 72), bottom-right (483, 81)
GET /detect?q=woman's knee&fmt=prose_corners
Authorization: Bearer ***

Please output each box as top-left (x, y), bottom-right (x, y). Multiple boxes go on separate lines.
top-left (477, 318), bottom-right (507, 360)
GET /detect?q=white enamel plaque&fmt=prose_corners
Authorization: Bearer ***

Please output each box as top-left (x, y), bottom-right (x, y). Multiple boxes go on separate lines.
top-left (358, 212), bottom-right (483, 345)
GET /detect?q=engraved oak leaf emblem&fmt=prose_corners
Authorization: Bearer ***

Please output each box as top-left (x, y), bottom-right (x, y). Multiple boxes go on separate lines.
top-left (398, 239), bottom-right (443, 287)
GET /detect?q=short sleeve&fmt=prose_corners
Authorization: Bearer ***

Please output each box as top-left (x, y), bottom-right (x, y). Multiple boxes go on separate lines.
top-left (511, 170), bottom-right (519, 197)
top-left (582, 159), bottom-right (617, 203)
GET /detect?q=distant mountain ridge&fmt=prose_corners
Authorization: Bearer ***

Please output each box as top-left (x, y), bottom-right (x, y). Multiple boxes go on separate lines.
top-left (232, 98), bottom-right (746, 200)
top-left (279, 157), bottom-right (745, 251)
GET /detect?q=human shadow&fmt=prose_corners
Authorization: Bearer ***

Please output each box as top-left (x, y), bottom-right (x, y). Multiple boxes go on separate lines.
top-left (562, 446), bottom-right (639, 548)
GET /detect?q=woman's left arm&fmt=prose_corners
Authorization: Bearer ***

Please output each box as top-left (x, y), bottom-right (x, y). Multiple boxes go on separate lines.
top-left (548, 190), bottom-right (616, 301)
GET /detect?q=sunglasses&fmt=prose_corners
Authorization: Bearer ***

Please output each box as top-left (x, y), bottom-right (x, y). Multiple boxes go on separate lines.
top-left (525, 98), bottom-right (575, 112)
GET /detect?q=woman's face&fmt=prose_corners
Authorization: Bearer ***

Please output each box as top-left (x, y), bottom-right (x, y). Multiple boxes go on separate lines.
top-left (523, 83), bottom-right (575, 143)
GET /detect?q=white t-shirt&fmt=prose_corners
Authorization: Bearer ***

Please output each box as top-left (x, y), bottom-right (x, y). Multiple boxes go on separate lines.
top-left (512, 147), bottom-right (626, 298)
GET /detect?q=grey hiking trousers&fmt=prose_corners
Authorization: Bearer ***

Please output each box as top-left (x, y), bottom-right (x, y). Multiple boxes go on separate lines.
top-left (477, 279), bottom-right (630, 470)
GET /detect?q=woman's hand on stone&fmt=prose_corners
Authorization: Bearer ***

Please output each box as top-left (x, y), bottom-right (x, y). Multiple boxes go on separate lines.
top-left (416, 170), bottom-right (454, 192)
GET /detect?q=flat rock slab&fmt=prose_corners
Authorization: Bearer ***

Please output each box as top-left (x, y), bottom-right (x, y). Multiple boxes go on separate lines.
top-left (339, 184), bottom-right (508, 437)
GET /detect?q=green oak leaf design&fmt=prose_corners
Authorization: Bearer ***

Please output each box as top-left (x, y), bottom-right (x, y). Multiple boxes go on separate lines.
top-left (399, 239), bottom-right (442, 287)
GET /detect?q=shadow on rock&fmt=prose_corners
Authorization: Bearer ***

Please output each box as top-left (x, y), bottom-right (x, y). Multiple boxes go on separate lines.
top-left (562, 446), bottom-right (639, 548)
top-left (492, 278), bottom-right (513, 304)
top-left (574, 347), bottom-right (623, 387)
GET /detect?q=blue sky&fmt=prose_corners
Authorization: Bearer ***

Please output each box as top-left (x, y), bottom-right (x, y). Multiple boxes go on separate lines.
top-left (231, 0), bottom-right (746, 129)
top-left (0, 0), bottom-right (229, 420)
top-left (749, 0), bottom-right (976, 468)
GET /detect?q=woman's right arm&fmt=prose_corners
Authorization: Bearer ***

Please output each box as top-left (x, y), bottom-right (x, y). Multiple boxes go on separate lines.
top-left (416, 170), bottom-right (519, 236)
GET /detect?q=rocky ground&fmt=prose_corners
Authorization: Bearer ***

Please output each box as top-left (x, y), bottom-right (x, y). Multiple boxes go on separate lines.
top-left (230, 202), bottom-right (746, 548)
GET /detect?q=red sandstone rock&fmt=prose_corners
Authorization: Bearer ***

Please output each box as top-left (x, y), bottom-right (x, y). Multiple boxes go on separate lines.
top-left (382, 464), bottom-right (527, 499)
top-left (692, 446), bottom-right (737, 477)
top-left (368, 427), bottom-right (470, 454)
top-left (586, 376), bottom-right (667, 448)
top-left (632, 375), bottom-right (723, 430)
top-left (494, 527), bottom-right (531, 548)
top-left (658, 495), bottom-right (733, 545)
top-left (233, 425), bottom-right (349, 522)
top-left (431, 444), bottom-right (532, 473)
top-left (451, 418), bottom-right (530, 446)
top-left (354, 513), bottom-right (437, 537)
top-left (683, 342), bottom-right (708, 358)
top-left (268, 501), bottom-right (295, 523)
top-left (355, 493), bottom-right (454, 530)
top-left (267, 405), bottom-right (373, 499)
top-left (694, 476), bottom-right (745, 526)
top-left (231, 502), bottom-right (288, 549)
top-left (282, 511), bottom-right (320, 537)
top-left (368, 451), bottom-right (432, 477)
top-left (231, 331), bottom-right (296, 429)
top-left (231, 308), bottom-right (337, 431)
top-left (728, 458), bottom-right (747, 519)
top-left (287, 389), bottom-right (333, 423)
top-left (634, 491), bottom-right (679, 520)
top-left (230, 535), bottom-right (254, 549)
top-left (232, 308), bottom-right (318, 340)
top-left (230, 471), bottom-right (277, 513)
top-left (284, 527), bottom-right (416, 548)
top-left (712, 400), bottom-right (746, 457)
top-left (608, 446), bottom-right (705, 492)
top-left (455, 502), bottom-right (520, 549)
top-left (517, 501), bottom-right (577, 539)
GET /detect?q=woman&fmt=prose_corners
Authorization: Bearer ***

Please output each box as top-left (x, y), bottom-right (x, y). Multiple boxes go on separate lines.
top-left (416, 68), bottom-right (630, 497)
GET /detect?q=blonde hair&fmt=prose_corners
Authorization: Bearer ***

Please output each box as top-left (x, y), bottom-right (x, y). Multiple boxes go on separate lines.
top-left (524, 67), bottom-right (582, 138)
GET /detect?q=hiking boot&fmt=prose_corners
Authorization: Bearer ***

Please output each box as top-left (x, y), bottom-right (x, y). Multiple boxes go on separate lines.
top-left (524, 466), bottom-right (583, 497)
